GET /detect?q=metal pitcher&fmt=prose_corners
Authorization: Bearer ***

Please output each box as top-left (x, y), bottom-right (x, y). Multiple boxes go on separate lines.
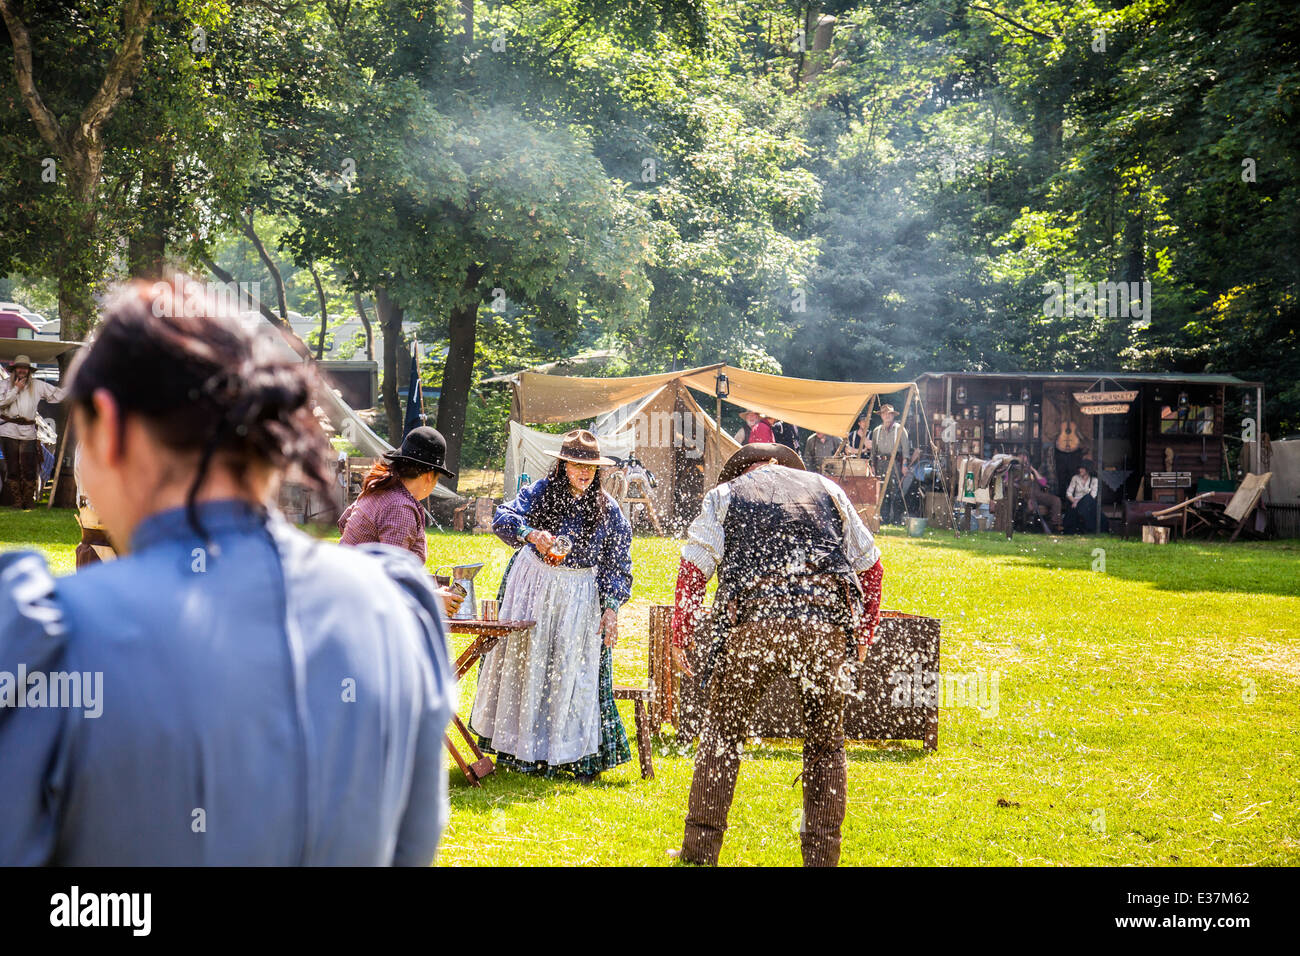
top-left (433, 563), bottom-right (486, 620)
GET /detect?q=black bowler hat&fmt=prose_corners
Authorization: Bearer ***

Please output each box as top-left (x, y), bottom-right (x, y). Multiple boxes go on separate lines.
top-left (384, 426), bottom-right (456, 479)
top-left (718, 442), bottom-right (805, 484)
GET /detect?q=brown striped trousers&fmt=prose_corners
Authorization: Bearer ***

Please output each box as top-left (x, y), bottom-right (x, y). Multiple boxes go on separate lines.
top-left (680, 613), bottom-right (849, 867)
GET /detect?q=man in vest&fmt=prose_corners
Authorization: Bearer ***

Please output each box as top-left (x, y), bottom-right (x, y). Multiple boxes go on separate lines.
top-left (870, 404), bottom-right (918, 524)
top-left (668, 443), bottom-right (884, 866)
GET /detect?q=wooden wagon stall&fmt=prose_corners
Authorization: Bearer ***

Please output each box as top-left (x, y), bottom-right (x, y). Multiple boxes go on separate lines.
top-left (917, 371), bottom-right (1268, 536)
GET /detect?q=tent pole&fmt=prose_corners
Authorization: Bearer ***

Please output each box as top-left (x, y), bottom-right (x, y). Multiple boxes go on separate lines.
top-left (913, 386), bottom-right (957, 537)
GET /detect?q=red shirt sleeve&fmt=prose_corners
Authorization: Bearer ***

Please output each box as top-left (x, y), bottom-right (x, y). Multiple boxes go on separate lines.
top-left (856, 558), bottom-right (884, 644)
top-left (671, 558), bottom-right (708, 648)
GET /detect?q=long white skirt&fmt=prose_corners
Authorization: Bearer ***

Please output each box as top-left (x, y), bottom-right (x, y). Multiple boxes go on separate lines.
top-left (470, 547), bottom-right (602, 766)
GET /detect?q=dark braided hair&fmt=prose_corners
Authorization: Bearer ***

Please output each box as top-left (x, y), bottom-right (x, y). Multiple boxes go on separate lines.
top-left (527, 459), bottom-right (605, 538)
top-left (66, 279), bottom-right (332, 543)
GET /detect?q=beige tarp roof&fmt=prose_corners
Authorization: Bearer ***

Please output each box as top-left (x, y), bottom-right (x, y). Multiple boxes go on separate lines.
top-left (515, 364), bottom-right (722, 424)
top-left (515, 364), bottom-right (913, 438)
top-left (0, 339), bottom-right (81, 363)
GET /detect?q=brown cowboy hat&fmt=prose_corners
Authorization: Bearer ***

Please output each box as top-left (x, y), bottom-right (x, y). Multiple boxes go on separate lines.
top-left (879, 403), bottom-right (898, 416)
top-left (718, 442), bottom-right (805, 484)
top-left (551, 428), bottom-right (615, 467)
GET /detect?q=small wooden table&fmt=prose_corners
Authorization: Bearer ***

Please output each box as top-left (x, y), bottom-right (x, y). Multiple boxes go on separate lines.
top-left (446, 619), bottom-right (535, 786)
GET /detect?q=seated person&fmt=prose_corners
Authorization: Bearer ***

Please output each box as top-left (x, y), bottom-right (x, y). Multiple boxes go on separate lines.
top-left (1062, 461), bottom-right (1101, 534)
top-left (803, 431), bottom-right (841, 474)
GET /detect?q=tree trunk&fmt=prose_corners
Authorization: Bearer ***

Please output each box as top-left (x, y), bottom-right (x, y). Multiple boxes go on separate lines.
top-left (435, 265), bottom-right (485, 490)
top-left (242, 212), bottom-right (288, 323)
top-left (375, 285), bottom-right (405, 441)
top-left (310, 264), bottom-right (329, 360)
top-left (354, 291), bottom-right (375, 361)
top-left (0, 0), bottom-right (156, 341)
top-left (57, 202), bottom-right (101, 341)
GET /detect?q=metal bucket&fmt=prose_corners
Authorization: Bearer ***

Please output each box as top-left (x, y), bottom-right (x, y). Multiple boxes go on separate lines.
top-left (906, 517), bottom-right (928, 537)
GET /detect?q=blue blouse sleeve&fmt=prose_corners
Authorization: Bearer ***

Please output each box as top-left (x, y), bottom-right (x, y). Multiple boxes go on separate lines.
top-left (0, 551), bottom-right (73, 865)
top-left (493, 477), bottom-right (548, 548)
top-left (596, 497), bottom-right (633, 607)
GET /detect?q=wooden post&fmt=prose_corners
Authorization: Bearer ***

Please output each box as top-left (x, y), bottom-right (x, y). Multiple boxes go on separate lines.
top-left (648, 604), bottom-right (674, 728)
top-left (879, 387), bottom-right (914, 521)
top-left (45, 415), bottom-right (74, 509)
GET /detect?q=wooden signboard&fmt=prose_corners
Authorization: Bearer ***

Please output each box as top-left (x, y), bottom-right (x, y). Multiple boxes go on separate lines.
top-left (1074, 390), bottom-right (1138, 404)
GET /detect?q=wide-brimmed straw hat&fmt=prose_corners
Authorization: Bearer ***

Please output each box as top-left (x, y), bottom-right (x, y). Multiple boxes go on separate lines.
top-left (11, 355), bottom-right (33, 369)
top-left (551, 429), bottom-right (615, 467)
top-left (879, 403), bottom-right (898, 416)
top-left (383, 426), bottom-right (456, 478)
top-left (718, 442), bottom-right (805, 484)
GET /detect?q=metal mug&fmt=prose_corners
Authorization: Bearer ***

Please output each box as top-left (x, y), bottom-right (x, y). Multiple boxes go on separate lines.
top-left (480, 599), bottom-right (500, 622)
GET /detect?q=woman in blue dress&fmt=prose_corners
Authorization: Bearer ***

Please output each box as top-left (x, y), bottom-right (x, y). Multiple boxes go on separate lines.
top-left (0, 280), bottom-right (454, 865)
top-left (470, 429), bottom-right (633, 782)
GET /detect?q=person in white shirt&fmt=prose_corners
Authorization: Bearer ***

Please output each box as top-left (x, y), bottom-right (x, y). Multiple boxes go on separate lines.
top-left (1062, 460), bottom-right (1100, 534)
top-left (0, 355), bottom-right (64, 509)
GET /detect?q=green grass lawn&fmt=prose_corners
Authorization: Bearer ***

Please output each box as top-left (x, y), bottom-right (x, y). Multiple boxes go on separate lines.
top-left (3, 508), bottom-right (1297, 866)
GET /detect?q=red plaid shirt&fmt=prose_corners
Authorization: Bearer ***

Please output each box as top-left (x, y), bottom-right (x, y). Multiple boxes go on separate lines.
top-left (339, 482), bottom-right (427, 563)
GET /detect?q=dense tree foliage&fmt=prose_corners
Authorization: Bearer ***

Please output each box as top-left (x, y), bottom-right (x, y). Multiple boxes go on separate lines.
top-left (2, 0), bottom-right (1296, 468)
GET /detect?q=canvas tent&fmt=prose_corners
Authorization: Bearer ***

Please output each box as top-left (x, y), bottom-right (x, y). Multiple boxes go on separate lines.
top-left (508, 364), bottom-right (917, 528)
top-left (505, 378), bottom-right (741, 531)
top-left (513, 363), bottom-right (916, 440)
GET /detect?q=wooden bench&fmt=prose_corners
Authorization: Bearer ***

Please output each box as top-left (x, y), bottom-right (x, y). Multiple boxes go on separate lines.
top-left (613, 685), bottom-right (655, 779)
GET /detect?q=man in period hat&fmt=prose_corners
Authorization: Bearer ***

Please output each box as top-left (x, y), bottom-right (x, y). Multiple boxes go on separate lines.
top-left (668, 442), bottom-right (885, 866)
top-left (0, 354), bottom-right (64, 509)
top-left (869, 403), bottom-right (918, 524)
top-left (733, 408), bottom-right (774, 446)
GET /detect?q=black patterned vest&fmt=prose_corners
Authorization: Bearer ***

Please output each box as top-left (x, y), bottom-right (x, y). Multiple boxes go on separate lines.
top-left (718, 466), bottom-right (855, 595)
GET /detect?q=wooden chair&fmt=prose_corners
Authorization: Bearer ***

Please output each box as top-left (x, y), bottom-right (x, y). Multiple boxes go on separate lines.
top-left (1147, 491), bottom-right (1216, 539)
top-left (622, 474), bottom-right (664, 535)
top-left (613, 686), bottom-right (655, 779)
top-left (1196, 472), bottom-right (1272, 541)
top-left (1147, 473), bottom-right (1273, 542)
